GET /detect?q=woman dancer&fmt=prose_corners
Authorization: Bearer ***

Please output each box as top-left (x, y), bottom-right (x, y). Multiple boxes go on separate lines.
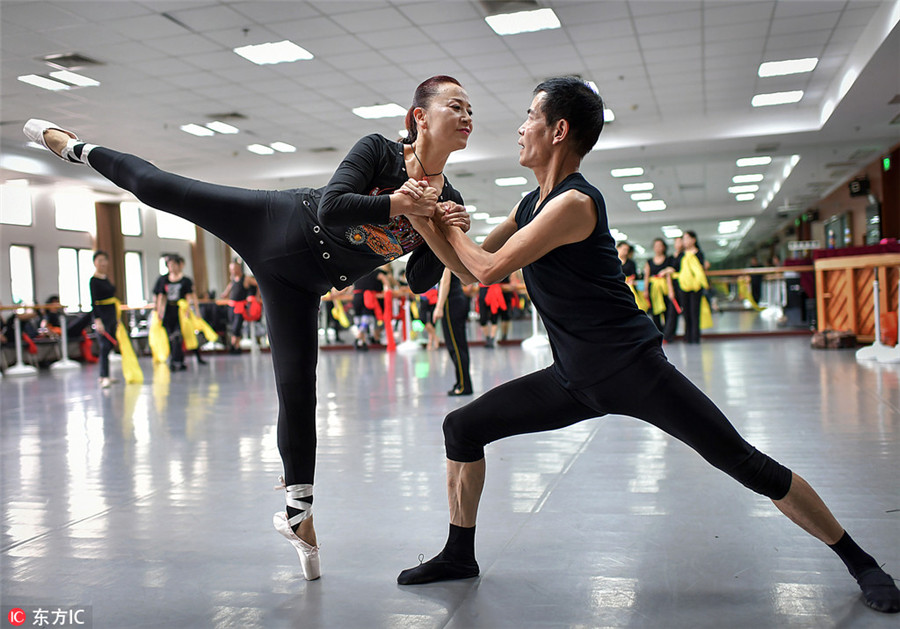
top-left (89, 251), bottom-right (118, 388)
top-left (397, 77), bottom-right (898, 614)
top-left (643, 238), bottom-right (677, 340)
top-left (26, 75), bottom-right (473, 581)
top-left (677, 230), bottom-right (710, 343)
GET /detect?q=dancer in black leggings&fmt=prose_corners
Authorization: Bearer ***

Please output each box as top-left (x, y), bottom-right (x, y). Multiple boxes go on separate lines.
top-left (26, 75), bottom-right (475, 582)
top-left (434, 268), bottom-right (472, 396)
top-left (397, 77), bottom-right (899, 614)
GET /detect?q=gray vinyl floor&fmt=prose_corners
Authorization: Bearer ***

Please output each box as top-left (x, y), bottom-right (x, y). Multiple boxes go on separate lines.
top-left (2, 336), bottom-right (898, 628)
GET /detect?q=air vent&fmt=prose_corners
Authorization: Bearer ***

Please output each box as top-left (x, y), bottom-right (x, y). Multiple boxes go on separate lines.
top-left (824, 161), bottom-right (857, 169)
top-left (678, 183), bottom-right (705, 190)
top-left (755, 142), bottom-right (780, 153)
top-left (309, 146), bottom-right (337, 153)
top-left (41, 52), bottom-right (103, 70)
top-left (453, 172), bottom-right (475, 178)
top-left (888, 94), bottom-right (900, 105)
top-left (479, 0), bottom-right (540, 14)
top-left (206, 112), bottom-right (247, 120)
top-left (807, 181), bottom-right (831, 189)
top-left (890, 112), bottom-right (900, 125)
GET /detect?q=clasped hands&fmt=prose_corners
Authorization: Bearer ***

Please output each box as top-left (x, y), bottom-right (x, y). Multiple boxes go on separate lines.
top-left (397, 178), bottom-right (470, 233)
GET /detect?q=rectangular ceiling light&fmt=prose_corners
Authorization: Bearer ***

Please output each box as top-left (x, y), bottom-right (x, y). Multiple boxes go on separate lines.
top-left (472, 212), bottom-right (490, 220)
top-left (495, 176), bottom-right (528, 187)
top-left (485, 216), bottom-right (506, 224)
top-left (736, 156), bottom-right (772, 167)
top-left (247, 144), bottom-right (275, 155)
top-left (728, 184), bottom-right (759, 194)
top-left (18, 74), bottom-right (69, 91)
top-left (630, 192), bottom-right (653, 201)
top-left (718, 220), bottom-right (741, 234)
top-left (180, 123), bottom-right (215, 137)
top-left (270, 142), bottom-right (296, 153)
top-left (751, 90), bottom-right (803, 107)
top-left (49, 70), bottom-right (100, 87)
top-left (638, 200), bottom-right (667, 212)
top-left (352, 103), bottom-right (407, 119)
top-left (662, 226), bottom-right (683, 238)
top-left (234, 40), bottom-right (313, 65)
top-left (611, 167), bottom-right (644, 178)
top-left (604, 108), bottom-right (615, 122)
top-left (206, 121), bottom-right (239, 134)
top-left (735, 193), bottom-right (756, 201)
top-left (758, 57), bottom-right (818, 78)
top-left (622, 182), bottom-right (654, 192)
top-left (485, 8), bottom-right (561, 36)
top-left (732, 174), bottom-right (764, 183)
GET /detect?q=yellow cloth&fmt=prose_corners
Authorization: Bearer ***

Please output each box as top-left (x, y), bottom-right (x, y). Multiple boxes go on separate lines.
top-left (328, 293), bottom-right (350, 328)
top-left (677, 252), bottom-right (709, 292)
top-left (94, 297), bottom-right (144, 384)
top-left (737, 276), bottom-right (763, 311)
top-left (629, 283), bottom-right (650, 311)
top-left (177, 299), bottom-right (217, 350)
top-left (148, 311), bottom-right (169, 364)
top-left (700, 296), bottom-right (713, 329)
top-left (648, 276), bottom-right (669, 316)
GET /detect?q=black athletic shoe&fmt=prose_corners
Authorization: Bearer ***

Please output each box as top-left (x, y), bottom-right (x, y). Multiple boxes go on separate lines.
top-left (397, 553), bottom-right (479, 585)
top-left (856, 567), bottom-right (900, 613)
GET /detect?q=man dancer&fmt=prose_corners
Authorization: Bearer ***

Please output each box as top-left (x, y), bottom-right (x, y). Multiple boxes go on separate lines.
top-left (397, 77), bottom-right (899, 614)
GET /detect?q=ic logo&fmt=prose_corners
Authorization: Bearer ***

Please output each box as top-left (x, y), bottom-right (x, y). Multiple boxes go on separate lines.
top-left (7, 608), bottom-right (26, 626)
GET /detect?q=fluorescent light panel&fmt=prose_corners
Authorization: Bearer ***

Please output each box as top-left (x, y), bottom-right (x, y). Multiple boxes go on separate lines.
top-left (751, 90), bottom-right (803, 107)
top-left (611, 167), bottom-right (644, 178)
top-left (604, 108), bottom-right (615, 122)
top-left (485, 8), bottom-right (560, 36)
top-left (233, 40), bottom-right (313, 65)
top-left (735, 193), bottom-right (756, 201)
top-left (247, 144), bottom-right (275, 155)
top-left (718, 220), bottom-right (741, 234)
top-left (622, 182), bottom-right (654, 192)
top-left (662, 226), bottom-right (683, 238)
top-left (758, 57), bottom-right (818, 78)
top-left (732, 174), bottom-right (764, 183)
top-left (728, 184), bottom-right (759, 194)
top-left (18, 74), bottom-right (69, 91)
top-left (736, 156), bottom-right (772, 167)
top-left (49, 70), bottom-right (100, 86)
top-left (630, 193), bottom-right (653, 201)
top-left (638, 200), bottom-right (667, 212)
top-left (472, 212), bottom-right (490, 220)
top-left (270, 142), bottom-right (296, 153)
top-left (352, 103), bottom-right (407, 119)
top-left (180, 123), bottom-right (214, 137)
top-left (485, 216), bottom-right (505, 224)
top-left (206, 121), bottom-right (239, 134)
top-left (495, 176), bottom-right (528, 187)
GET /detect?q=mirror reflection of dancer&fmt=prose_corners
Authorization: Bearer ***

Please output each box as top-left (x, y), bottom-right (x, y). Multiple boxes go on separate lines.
top-left (221, 259), bottom-right (259, 354)
top-left (434, 268), bottom-right (473, 396)
top-left (25, 74), bottom-right (474, 582)
top-left (397, 77), bottom-right (899, 614)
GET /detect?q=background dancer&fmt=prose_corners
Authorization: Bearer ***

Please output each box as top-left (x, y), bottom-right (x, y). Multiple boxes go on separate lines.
top-left (396, 77), bottom-right (899, 615)
top-left (26, 74), bottom-right (474, 582)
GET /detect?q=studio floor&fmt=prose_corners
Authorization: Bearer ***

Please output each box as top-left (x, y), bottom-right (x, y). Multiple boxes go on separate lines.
top-left (1, 336), bottom-right (898, 628)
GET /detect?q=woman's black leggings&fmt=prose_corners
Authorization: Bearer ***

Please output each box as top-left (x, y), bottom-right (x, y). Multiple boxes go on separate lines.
top-left (97, 316), bottom-right (117, 379)
top-left (85, 147), bottom-right (325, 487)
top-left (442, 344), bottom-right (793, 500)
top-left (441, 294), bottom-right (472, 393)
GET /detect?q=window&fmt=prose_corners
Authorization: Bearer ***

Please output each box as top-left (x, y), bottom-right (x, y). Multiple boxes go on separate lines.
top-left (0, 180), bottom-right (33, 226)
top-left (124, 251), bottom-right (145, 305)
top-left (58, 247), bottom-right (96, 312)
top-left (155, 209), bottom-right (195, 240)
top-left (55, 190), bottom-right (96, 233)
top-left (120, 202), bottom-right (143, 236)
top-left (9, 245), bottom-right (35, 305)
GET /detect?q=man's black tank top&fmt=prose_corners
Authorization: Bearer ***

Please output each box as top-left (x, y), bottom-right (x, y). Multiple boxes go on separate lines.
top-left (516, 173), bottom-right (661, 388)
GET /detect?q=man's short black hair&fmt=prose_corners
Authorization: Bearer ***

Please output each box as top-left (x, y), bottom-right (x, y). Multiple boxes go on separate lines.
top-left (533, 77), bottom-right (605, 157)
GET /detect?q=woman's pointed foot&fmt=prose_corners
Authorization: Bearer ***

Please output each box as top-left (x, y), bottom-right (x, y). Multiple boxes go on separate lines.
top-left (23, 119), bottom-right (85, 163)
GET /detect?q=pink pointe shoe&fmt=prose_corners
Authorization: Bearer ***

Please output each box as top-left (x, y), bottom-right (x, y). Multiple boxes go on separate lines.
top-left (273, 477), bottom-right (320, 580)
top-left (23, 119), bottom-right (85, 163)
